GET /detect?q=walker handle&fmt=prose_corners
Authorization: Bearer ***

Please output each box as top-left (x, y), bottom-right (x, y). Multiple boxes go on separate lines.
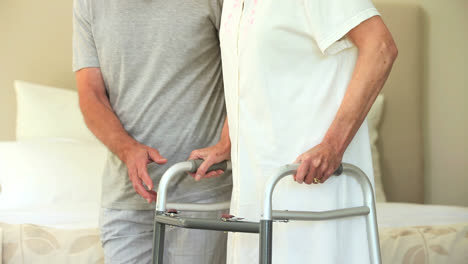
top-left (262, 163), bottom-right (373, 221)
top-left (156, 160), bottom-right (231, 212)
top-left (189, 159), bottom-right (229, 173)
top-left (260, 163), bottom-right (381, 264)
top-left (333, 164), bottom-right (344, 176)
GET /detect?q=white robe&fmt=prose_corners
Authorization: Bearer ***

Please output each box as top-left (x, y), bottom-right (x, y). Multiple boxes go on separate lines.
top-left (220, 0), bottom-right (380, 263)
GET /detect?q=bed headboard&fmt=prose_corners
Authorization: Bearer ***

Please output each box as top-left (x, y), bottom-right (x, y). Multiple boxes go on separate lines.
top-left (376, 3), bottom-right (425, 203)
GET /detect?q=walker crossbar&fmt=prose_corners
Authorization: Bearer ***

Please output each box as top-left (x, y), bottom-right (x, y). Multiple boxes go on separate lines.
top-left (271, 206), bottom-right (370, 221)
top-left (154, 214), bottom-right (260, 233)
top-left (153, 206), bottom-right (369, 234)
top-left (152, 161), bottom-right (382, 264)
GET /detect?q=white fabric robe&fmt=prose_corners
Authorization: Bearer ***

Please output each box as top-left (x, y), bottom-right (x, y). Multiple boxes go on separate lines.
top-left (220, 0), bottom-right (380, 263)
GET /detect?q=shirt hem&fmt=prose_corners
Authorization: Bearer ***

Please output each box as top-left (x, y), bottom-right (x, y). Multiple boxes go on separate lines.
top-left (101, 184), bottom-right (233, 211)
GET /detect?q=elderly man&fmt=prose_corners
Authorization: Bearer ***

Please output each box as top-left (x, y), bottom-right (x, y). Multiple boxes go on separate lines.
top-left (72, 0), bottom-right (231, 263)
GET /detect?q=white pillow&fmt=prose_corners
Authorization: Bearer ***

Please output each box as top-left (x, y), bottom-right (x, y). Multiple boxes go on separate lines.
top-left (367, 94), bottom-right (387, 202)
top-left (14, 80), bottom-right (98, 143)
top-left (0, 139), bottom-right (107, 209)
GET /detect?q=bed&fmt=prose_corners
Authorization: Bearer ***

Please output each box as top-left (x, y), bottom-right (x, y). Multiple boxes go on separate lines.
top-left (1, 3), bottom-right (467, 264)
top-left (2, 77), bottom-right (468, 264)
top-left (1, 203), bottom-right (467, 264)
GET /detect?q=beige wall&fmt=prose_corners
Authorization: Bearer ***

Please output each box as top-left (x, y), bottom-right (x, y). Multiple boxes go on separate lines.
top-left (0, 0), bottom-right (467, 206)
top-left (0, 0), bottom-right (77, 141)
top-left (375, 0), bottom-right (468, 206)
top-left (422, 0), bottom-right (468, 207)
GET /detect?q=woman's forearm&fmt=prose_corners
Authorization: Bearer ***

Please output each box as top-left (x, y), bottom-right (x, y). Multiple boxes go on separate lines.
top-left (219, 116), bottom-right (231, 150)
top-left (322, 16), bottom-right (398, 155)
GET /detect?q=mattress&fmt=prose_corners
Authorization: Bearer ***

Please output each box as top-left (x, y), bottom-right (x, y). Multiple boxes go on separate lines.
top-left (377, 202), bottom-right (468, 227)
top-left (0, 203), bottom-right (99, 229)
top-left (1, 202), bottom-right (468, 264)
top-left (1, 202), bottom-right (467, 229)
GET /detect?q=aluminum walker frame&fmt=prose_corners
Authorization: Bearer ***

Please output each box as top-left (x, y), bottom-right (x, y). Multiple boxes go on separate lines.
top-left (152, 160), bottom-right (382, 264)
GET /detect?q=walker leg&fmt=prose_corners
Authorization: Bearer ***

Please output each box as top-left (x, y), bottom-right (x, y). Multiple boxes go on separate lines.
top-left (366, 205), bottom-right (382, 264)
top-left (259, 220), bottom-right (273, 264)
top-left (152, 212), bottom-right (166, 264)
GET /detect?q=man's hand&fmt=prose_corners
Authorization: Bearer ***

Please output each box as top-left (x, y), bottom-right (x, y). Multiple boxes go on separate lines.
top-left (121, 142), bottom-right (168, 203)
top-left (76, 68), bottom-right (168, 204)
top-left (188, 140), bottom-right (231, 181)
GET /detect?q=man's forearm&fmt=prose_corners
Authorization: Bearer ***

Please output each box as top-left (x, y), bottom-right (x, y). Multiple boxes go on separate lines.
top-left (322, 18), bottom-right (398, 155)
top-left (76, 68), bottom-right (137, 162)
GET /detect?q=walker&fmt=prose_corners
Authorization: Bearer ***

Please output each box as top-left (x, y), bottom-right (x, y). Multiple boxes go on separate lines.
top-left (152, 160), bottom-right (382, 264)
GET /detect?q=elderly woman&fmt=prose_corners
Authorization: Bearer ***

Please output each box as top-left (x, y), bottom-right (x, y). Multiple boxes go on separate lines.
top-left (190, 0), bottom-right (397, 262)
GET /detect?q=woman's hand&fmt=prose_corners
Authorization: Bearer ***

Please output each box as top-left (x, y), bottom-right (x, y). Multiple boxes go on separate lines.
top-left (188, 139), bottom-right (231, 181)
top-left (293, 142), bottom-right (343, 184)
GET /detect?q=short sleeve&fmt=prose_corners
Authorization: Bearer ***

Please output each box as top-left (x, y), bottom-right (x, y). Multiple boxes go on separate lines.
top-left (72, 0), bottom-right (100, 72)
top-left (303, 0), bottom-right (380, 55)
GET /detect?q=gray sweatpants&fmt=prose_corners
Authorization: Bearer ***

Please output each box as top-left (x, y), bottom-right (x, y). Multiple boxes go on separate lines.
top-left (100, 206), bottom-right (228, 264)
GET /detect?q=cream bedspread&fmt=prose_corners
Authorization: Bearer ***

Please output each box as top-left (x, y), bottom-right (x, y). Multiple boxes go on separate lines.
top-left (1, 223), bottom-right (102, 264)
top-left (1, 222), bottom-right (468, 264)
top-left (379, 223), bottom-right (468, 264)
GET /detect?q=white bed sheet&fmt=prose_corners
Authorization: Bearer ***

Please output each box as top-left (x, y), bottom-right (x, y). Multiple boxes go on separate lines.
top-left (1, 202), bottom-right (467, 230)
top-left (377, 202), bottom-right (468, 227)
top-left (0, 203), bottom-right (99, 229)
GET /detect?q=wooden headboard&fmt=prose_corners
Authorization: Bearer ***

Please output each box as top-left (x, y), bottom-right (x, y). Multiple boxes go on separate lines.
top-left (376, 3), bottom-right (425, 203)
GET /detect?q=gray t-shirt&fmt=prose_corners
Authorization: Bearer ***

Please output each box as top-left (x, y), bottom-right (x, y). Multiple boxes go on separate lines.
top-left (73, 0), bottom-right (231, 210)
